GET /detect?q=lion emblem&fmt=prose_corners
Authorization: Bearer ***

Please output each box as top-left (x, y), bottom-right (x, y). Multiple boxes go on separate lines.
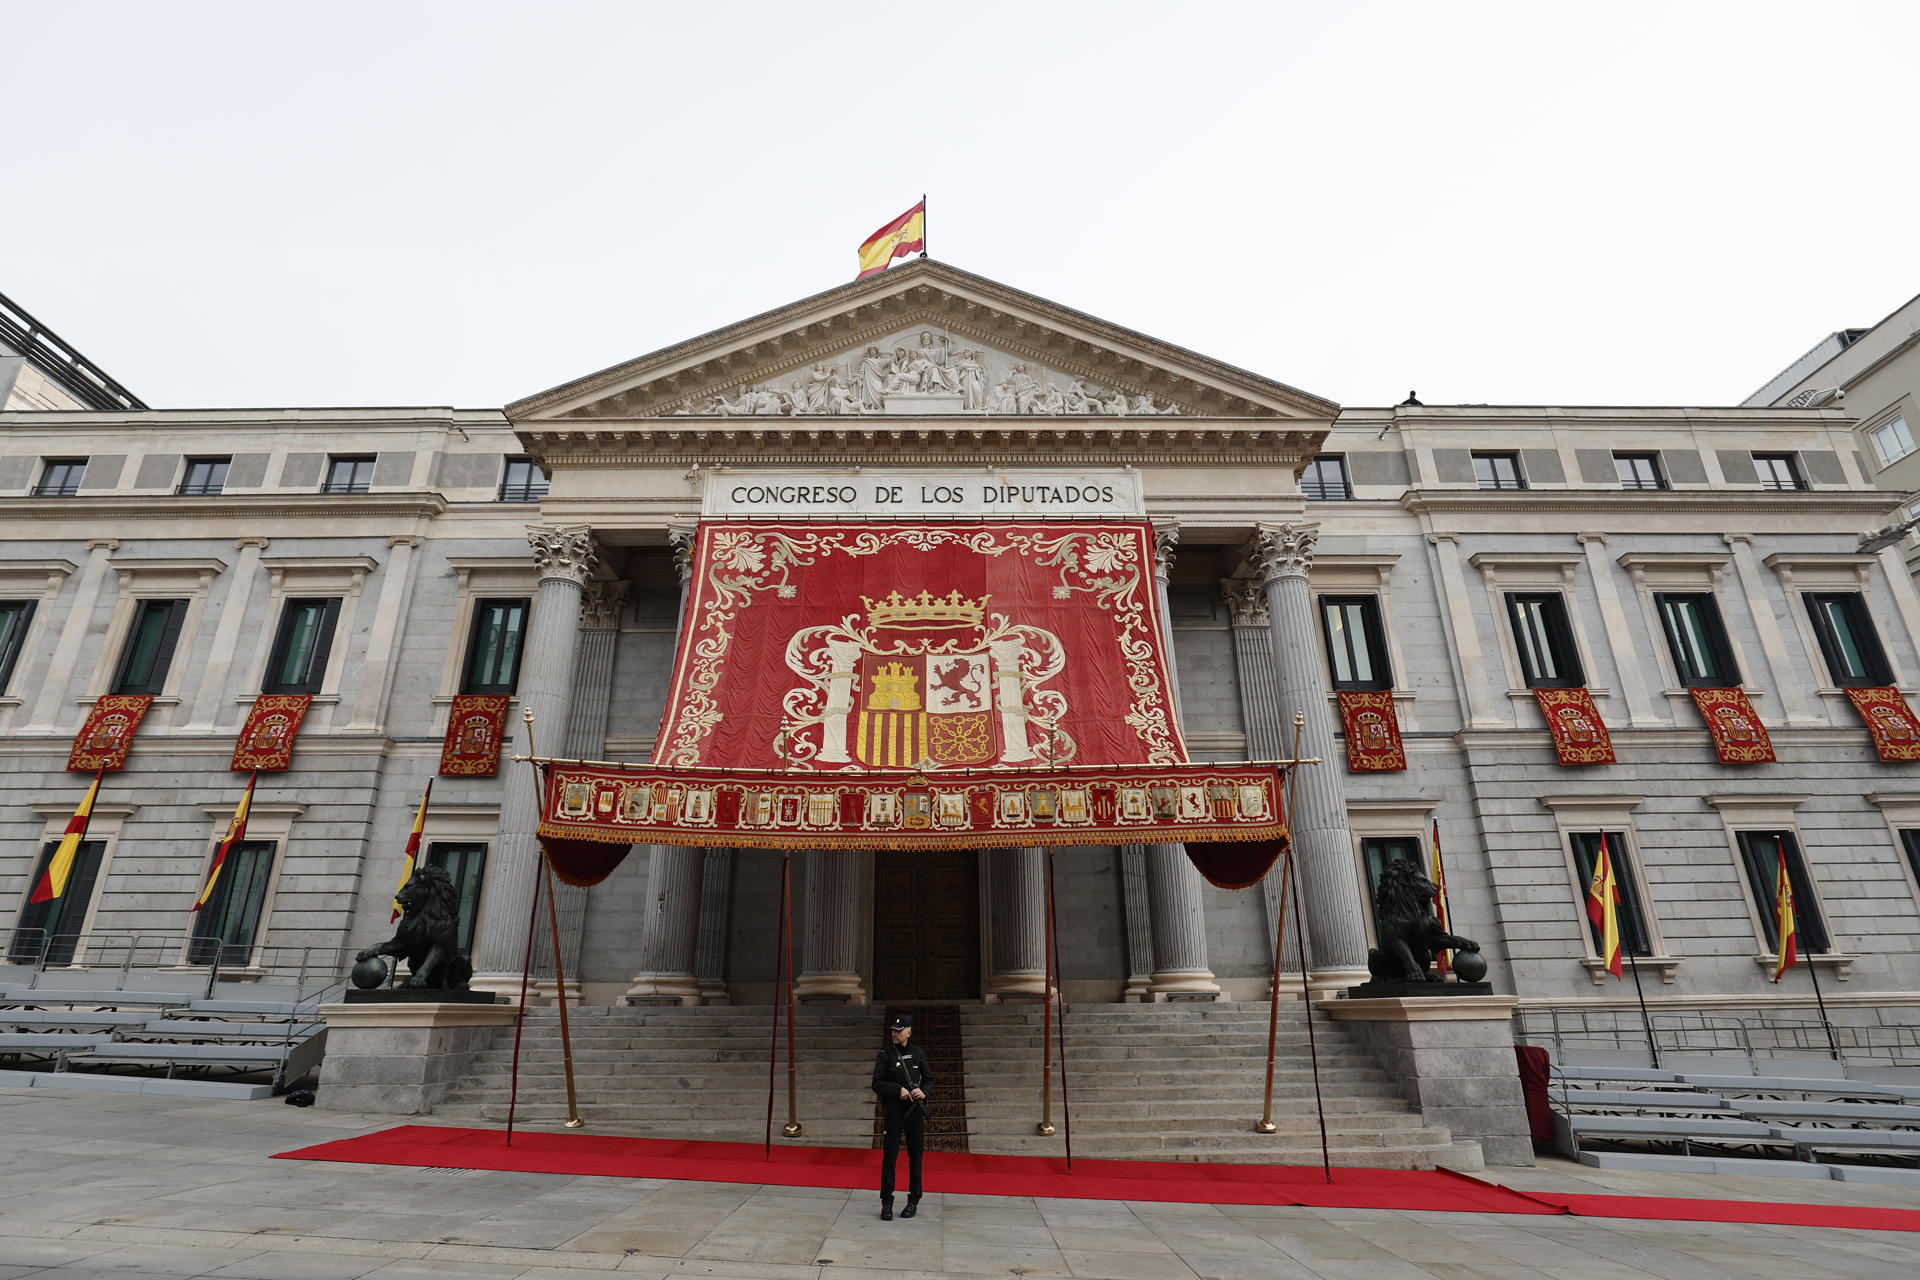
top-left (354, 863), bottom-right (473, 990)
top-left (1367, 858), bottom-right (1480, 984)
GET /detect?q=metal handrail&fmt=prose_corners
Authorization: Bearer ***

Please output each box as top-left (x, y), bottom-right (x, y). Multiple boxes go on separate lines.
top-left (1516, 1005), bottom-right (1920, 1070)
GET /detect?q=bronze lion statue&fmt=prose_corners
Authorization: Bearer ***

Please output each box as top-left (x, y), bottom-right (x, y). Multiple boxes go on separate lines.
top-left (1367, 857), bottom-right (1480, 984)
top-left (355, 863), bottom-right (473, 990)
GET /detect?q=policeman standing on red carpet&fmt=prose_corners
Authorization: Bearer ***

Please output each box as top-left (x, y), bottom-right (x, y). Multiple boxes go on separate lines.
top-left (872, 1012), bottom-right (932, 1220)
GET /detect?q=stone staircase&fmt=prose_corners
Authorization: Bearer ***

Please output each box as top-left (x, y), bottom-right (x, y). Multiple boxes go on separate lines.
top-left (962, 1002), bottom-right (1480, 1169)
top-left (431, 999), bottom-right (1482, 1169)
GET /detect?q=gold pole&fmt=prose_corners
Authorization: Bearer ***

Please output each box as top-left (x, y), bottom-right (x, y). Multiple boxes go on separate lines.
top-left (1037, 851), bottom-right (1056, 1138)
top-left (782, 857), bottom-right (802, 1138)
top-left (1256, 712), bottom-right (1308, 1135)
top-left (521, 707), bottom-right (583, 1129)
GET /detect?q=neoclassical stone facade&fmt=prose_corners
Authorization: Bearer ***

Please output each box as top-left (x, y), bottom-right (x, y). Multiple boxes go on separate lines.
top-left (3, 259), bottom-right (1919, 1051)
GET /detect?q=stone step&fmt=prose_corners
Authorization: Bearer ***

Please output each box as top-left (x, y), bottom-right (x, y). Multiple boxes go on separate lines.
top-left (966, 1137), bottom-right (1478, 1171)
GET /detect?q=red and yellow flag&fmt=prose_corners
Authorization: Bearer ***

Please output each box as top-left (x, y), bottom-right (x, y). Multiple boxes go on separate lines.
top-left (1772, 847), bottom-right (1798, 983)
top-left (392, 780), bottom-right (432, 922)
top-left (856, 200), bottom-right (926, 279)
top-left (1586, 837), bottom-right (1623, 978)
top-left (195, 772), bottom-right (256, 910)
top-left (31, 769), bottom-right (103, 903)
top-left (1431, 819), bottom-right (1453, 975)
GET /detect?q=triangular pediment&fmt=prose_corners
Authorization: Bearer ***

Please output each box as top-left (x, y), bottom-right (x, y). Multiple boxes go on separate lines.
top-left (508, 259), bottom-right (1337, 422)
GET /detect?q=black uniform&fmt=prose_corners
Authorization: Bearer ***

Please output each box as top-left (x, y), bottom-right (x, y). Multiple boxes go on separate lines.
top-left (871, 1039), bottom-right (933, 1206)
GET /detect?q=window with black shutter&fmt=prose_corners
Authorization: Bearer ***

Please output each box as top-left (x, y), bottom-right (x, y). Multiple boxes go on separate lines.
top-left (461, 599), bottom-right (531, 695)
top-left (186, 841), bottom-right (276, 967)
top-left (1359, 836), bottom-right (1424, 939)
top-left (263, 598), bottom-right (341, 694)
top-left (10, 839), bottom-right (106, 965)
top-left (1300, 455), bottom-right (1351, 501)
top-left (1568, 832), bottom-right (1654, 956)
top-left (425, 842), bottom-right (488, 953)
top-left (1735, 830), bottom-right (1830, 954)
top-left (0, 599), bottom-right (35, 694)
top-left (1319, 595), bottom-right (1393, 691)
top-left (112, 599), bottom-right (189, 695)
top-left (1804, 592), bottom-right (1893, 687)
top-left (1654, 593), bottom-right (1740, 688)
top-left (1505, 592), bottom-right (1584, 688)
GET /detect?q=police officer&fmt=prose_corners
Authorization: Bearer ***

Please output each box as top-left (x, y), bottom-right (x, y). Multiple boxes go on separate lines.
top-left (871, 1012), bottom-right (932, 1220)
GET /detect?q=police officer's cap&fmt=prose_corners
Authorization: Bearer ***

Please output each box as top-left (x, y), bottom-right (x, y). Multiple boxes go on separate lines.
top-left (888, 1014), bottom-right (913, 1031)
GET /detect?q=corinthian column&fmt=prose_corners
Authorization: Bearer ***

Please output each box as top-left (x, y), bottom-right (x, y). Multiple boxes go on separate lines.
top-left (1224, 579), bottom-right (1308, 975)
top-left (472, 524), bottom-right (598, 997)
top-left (984, 846), bottom-right (1050, 1000)
top-left (1142, 524), bottom-right (1219, 999)
top-left (796, 850), bottom-right (870, 1004)
top-left (1254, 522), bottom-right (1368, 988)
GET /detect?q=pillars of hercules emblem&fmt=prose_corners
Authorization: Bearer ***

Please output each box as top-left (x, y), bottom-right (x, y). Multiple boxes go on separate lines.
top-left (984, 846), bottom-right (1051, 1000)
top-left (627, 525), bottom-right (707, 1005)
top-left (471, 525), bottom-right (597, 997)
top-left (817, 640), bottom-right (864, 765)
top-left (1223, 579), bottom-right (1308, 975)
top-left (796, 850), bottom-right (871, 1004)
top-left (1140, 524), bottom-right (1220, 999)
top-left (989, 637), bottom-right (1035, 762)
top-left (1253, 522), bottom-right (1370, 989)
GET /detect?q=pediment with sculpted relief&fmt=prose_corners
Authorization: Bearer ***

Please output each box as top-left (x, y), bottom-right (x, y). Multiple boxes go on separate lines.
top-left (509, 259), bottom-right (1337, 423)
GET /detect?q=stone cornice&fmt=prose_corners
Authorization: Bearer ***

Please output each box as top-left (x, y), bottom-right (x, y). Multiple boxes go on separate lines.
top-left (1401, 487), bottom-right (1900, 518)
top-left (506, 259), bottom-right (1339, 423)
top-left (0, 493), bottom-right (450, 521)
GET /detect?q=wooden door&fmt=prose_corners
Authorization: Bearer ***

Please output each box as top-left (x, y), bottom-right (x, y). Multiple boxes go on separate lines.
top-left (872, 849), bottom-right (980, 1001)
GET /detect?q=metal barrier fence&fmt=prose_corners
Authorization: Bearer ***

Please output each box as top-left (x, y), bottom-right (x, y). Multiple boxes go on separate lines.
top-left (0, 927), bottom-right (354, 1000)
top-left (1514, 1005), bottom-right (1920, 1070)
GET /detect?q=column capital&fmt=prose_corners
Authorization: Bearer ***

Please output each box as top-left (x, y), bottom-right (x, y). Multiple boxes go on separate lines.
top-left (1221, 578), bottom-right (1270, 627)
top-left (1252, 521), bottom-right (1319, 585)
top-left (1152, 520), bottom-right (1179, 586)
top-left (1576, 531), bottom-right (1610, 546)
top-left (1723, 532), bottom-right (1757, 547)
top-left (234, 536), bottom-right (271, 552)
top-left (1426, 531), bottom-right (1462, 546)
top-left (527, 524), bottom-right (599, 587)
top-left (579, 579), bottom-right (630, 629)
top-left (86, 539), bottom-right (120, 553)
top-left (668, 522), bottom-right (698, 589)
top-left (384, 534), bottom-right (421, 549)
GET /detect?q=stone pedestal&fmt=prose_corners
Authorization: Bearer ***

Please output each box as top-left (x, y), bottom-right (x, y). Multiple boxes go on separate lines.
top-left (1321, 994), bottom-right (1534, 1167)
top-left (315, 1000), bottom-right (518, 1115)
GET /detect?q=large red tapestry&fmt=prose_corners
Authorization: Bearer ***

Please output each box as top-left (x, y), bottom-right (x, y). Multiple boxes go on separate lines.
top-left (1336, 690), bottom-right (1406, 772)
top-left (1689, 688), bottom-right (1775, 764)
top-left (440, 695), bottom-right (509, 776)
top-left (1534, 687), bottom-right (1615, 766)
top-left (1846, 687), bottom-right (1920, 762)
top-left (68, 695), bottom-right (154, 771)
top-left (231, 694), bottom-right (312, 771)
top-left (536, 760), bottom-right (1286, 853)
top-left (655, 522), bottom-right (1185, 772)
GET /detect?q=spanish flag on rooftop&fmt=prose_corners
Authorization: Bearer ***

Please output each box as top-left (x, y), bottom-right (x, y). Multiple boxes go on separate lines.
top-left (856, 199), bottom-right (926, 279)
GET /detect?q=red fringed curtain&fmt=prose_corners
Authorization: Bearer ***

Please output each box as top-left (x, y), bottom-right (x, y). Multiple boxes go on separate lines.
top-left (540, 837), bottom-right (634, 888)
top-left (1184, 837), bottom-right (1288, 890)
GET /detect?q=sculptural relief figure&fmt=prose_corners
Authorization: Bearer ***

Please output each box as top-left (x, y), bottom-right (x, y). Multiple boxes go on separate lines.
top-left (1031, 379), bottom-right (1067, 415)
top-left (825, 383), bottom-right (867, 415)
top-left (956, 348), bottom-right (987, 410)
top-left (908, 331), bottom-right (960, 394)
top-left (991, 363), bottom-right (1042, 414)
top-left (802, 363), bottom-right (838, 413)
top-left (1063, 380), bottom-right (1104, 414)
top-left (884, 346), bottom-right (916, 394)
top-left (1102, 388), bottom-right (1129, 414)
top-left (857, 346), bottom-right (888, 409)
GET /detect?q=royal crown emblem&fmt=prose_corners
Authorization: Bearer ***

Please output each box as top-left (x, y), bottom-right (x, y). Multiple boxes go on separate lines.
top-left (860, 589), bottom-right (988, 630)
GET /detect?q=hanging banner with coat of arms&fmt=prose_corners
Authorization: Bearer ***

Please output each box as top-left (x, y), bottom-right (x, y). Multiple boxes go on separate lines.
top-left (231, 694), bottom-right (312, 771)
top-left (68, 695), bottom-right (155, 771)
top-left (1335, 690), bottom-right (1407, 772)
top-left (1534, 687), bottom-right (1615, 766)
top-left (1845, 686), bottom-right (1920, 762)
top-left (440, 694), bottom-right (509, 776)
top-left (1688, 687), bottom-right (1775, 764)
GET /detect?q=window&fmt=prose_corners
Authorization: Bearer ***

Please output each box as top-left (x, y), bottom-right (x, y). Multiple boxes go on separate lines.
top-left (1359, 837), bottom-right (1424, 940)
top-left (35, 459), bottom-right (86, 497)
top-left (0, 599), bottom-right (34, 693)
top-left (178, 457), bottom-right (230, 496)
top-left (1804, 592), bottom-right (1892, 687)
top-left (425, 842), bottom-right (487, 954)
top-left (1654, 593), bottom-right (1740, 688)
top-left (499, 458), bottom-right (549, 503)
top-left (185, 841), bottom-right (276, 967)
top-left (263, 598), bottom-right (341, 694)
top-left (461, 598), bottom-right (530, 695)
top-left (1505, 592), bottom-right (1584, 687)
top-left (1472, 453), bottom-right (1525, 490)
top-left (1614, 453), bottom-right (1666, 490)
top-left (1568, 832), bottom-right (1653, 957)
top-left (1319, 595), bottom-right (1392, 690)
top-left (1870, 416), bottom-right (1915, 468)
top-left (1753, 454), bottom-right (1805, 490)
top-left (111, 599), bottom-right (189, 696)
top-left (10, 839), bottom-right (106, 965)
top-left (322, 456), bottom-right (376, 494)
top-left (1735, 830), bottom-right (1830, 954)
top-left (1901, 830), bottom-right (1920, 902)
top-left (1300, 455), bottom-right (1351, 501)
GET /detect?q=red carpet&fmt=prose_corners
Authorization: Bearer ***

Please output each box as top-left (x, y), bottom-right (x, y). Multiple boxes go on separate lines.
top-left (275, 1127), bottom-right (1920, 1231)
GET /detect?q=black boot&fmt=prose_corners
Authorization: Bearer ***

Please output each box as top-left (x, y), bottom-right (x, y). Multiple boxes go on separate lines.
top-left (901, 1198), bottom-right (918, 1219)
top-left (880, 1201), bottom-right (893, 1221)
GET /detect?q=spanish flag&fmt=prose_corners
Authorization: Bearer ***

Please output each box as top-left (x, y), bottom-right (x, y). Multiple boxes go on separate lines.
top-left (856, 199), bottom-right (926, 279)
top-left (1585, 837), bottom-right (1623, 978)
top-left (1771, 847), bottom-right (1798, 983)
top-left (1430, 820), bottom-right (1453, 975)
top-left (392, 779), bottom-right (432, 922)
top-left (195, 771), bottom-right (256, 910)
top-left (31, 769), bottom-right (103, 903)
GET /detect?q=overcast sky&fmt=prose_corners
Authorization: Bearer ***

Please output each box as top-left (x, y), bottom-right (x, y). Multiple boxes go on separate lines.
top-left (7, 1), bottom-right (1918, 412)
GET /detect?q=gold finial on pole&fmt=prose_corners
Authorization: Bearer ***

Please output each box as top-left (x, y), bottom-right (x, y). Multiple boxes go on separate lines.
top-left (1255, 712), bottom-right (1309, 1135)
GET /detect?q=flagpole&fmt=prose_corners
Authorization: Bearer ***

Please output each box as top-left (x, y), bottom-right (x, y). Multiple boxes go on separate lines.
top-left (1806, 949), bottom-right (1841, 1061)
top-left (1430, 819), bottom-right (1452, 974)
top-left (524, 708), bottom-right (582, 1130)
top-left (1282, 713), bottom-right (1333, 1183)
top-left (920, 193), bottom-right (927, 258)
top-left (765, 852), bottom-right (788, 1159)
top-left (1609, 831), bottom-right (1660, 1070)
